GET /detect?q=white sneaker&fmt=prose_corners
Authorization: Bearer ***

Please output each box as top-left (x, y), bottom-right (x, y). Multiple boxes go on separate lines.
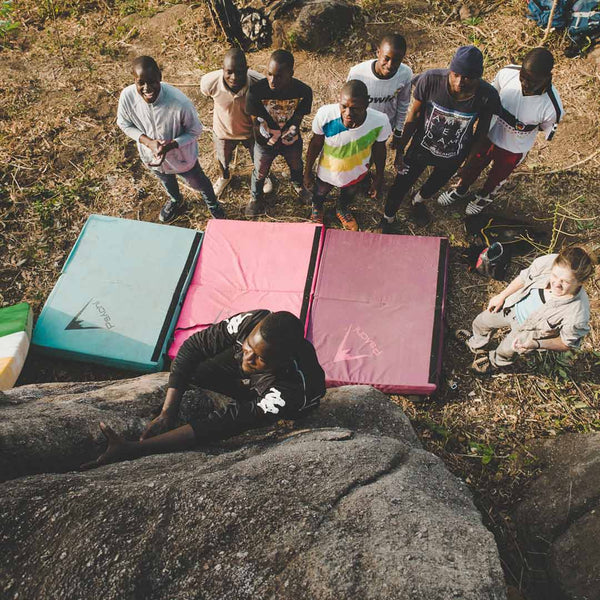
top-left (466, 194), bottom-right (493, 215)
top-left (213, 176), bottom-right (231, 198)
top-left (263, 177), bottom-right (273, 195)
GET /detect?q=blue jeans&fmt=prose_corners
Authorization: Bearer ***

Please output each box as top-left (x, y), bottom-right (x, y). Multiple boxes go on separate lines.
top-left (311, 178), bottom-right (360, 211)
top-left (152, 161), bottom-right (220, 214)
top-left (251, 139), bottom-right (303, 201)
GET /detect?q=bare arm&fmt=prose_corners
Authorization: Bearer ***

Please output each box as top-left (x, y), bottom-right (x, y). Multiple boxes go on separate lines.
top-left (394, 98), bottom-right (423, 171)
top-left (303, 133), bottom-right (325, 189)
top-left (369, 141), bottom-right (387, 199)
top-left (514, 336), bottom-right (571, 353)
top-left (464, 110), bottom-right (493, 164)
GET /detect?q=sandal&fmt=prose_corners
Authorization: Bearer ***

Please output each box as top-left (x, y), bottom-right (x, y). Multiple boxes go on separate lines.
top-left (471, 354), bottom-right (496, 374)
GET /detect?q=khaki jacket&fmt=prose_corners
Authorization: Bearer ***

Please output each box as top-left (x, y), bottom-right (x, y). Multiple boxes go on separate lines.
top-left (505, 254), bottom-right (591, 348)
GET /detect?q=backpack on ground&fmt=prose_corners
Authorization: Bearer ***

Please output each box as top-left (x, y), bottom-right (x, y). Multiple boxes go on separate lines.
top-left (569, 0), bottom-right (600, 47)
top-left (473, 242), bottom-right (512, 281)
top-left (465, 213), bottom-right (550, 256)
top-left (527, 0), bottom-right (572, 28)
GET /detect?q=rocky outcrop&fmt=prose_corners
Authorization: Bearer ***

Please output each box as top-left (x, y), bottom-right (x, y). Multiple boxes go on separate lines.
top-left (513, 433), bottom-right (600, 600)
top-left (0, 377), bottom-right (506, 599)
top-left (288, 0), bottom-right (361, 51)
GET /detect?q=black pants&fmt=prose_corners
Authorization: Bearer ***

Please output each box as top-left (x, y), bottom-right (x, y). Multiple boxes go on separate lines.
top-left (311, 177), bottom-right (360, 211)
top-left (384, 156), bottom-right (460, 217)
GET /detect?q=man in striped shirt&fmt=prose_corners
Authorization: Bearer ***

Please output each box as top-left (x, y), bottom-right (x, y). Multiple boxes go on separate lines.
top-left (303, 80), bottom-right (392, 231)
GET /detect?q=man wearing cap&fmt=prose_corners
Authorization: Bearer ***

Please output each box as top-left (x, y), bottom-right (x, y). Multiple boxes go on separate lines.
top-left (376, 45), bottom-right (501, 230)
top-left (437, 47), bottom-right (563, 215)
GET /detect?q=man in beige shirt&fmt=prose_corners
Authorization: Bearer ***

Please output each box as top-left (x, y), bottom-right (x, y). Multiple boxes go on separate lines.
top-left (201, 48), bottom-right (272, 197)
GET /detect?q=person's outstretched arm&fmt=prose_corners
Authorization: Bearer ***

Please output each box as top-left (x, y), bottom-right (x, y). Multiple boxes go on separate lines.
top-left (81, 422), bottom-right (197, 470)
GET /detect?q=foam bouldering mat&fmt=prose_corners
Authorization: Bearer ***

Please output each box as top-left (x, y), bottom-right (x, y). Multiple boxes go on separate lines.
top-left (32, 215), bottom-right (202, 372)
top-left (306, 231), bottom-right (448, 395)
top-left (0, 302), bottom-right (33, 390)
top-left (168, 220), bottom-right (323, 358)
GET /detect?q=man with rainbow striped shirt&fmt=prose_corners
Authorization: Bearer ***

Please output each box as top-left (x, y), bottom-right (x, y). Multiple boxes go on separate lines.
top-left (303, 80), bottom-right (392, 231)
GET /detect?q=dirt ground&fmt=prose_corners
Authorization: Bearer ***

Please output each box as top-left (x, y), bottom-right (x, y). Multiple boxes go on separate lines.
top-left (1, 1), bottom-right (599, 598)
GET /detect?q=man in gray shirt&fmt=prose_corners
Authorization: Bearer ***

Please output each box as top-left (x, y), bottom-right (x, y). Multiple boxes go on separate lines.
top-left (117, 56), bottom-right (224, 223)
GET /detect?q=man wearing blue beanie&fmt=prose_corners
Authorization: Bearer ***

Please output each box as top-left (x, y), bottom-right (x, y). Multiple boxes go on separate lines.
top-left (376, 45), bottom-right (501, 230)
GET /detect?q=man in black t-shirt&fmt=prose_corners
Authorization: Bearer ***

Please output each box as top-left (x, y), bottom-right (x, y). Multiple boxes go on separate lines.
top-left (375, 45), bottom-right (501, 230)
top-left (82, 310), bottom-right (326, 469)
top-left (245, 50), bottom-right (313, 217)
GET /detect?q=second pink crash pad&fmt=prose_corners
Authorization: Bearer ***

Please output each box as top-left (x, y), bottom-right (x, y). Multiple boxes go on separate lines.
top-left (168, 220), bottom-right (323, 358)
top-left (306, 230), bottom-right (448, 395)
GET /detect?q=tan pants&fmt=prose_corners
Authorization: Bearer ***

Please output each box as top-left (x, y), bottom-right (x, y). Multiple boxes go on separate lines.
top-left (469, 308), bottom-right (523, 367)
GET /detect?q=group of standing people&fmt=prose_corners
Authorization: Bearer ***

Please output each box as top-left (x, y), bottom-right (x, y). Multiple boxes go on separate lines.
top-left (117, 36), bottom-right (563, 232)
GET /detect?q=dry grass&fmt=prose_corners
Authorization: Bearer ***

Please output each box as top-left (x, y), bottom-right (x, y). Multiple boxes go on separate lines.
top-left (1, 1), bottom-right (600, 597)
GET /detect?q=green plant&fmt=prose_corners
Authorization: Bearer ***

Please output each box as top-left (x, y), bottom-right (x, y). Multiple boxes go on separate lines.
top-left (468, 441), bottom-right (495, 465)
top-left (0, 0), bottom-right (19, 43)
top-left (528, 350), bottom-right (576, 381)
top-left (463, 16), bottom-right (483, 26)
top-left (27, 176), bottom-right (100, 228)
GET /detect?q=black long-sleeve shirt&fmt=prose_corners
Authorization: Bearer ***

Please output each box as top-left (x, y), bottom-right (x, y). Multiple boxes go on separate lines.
top-left (169, 310), bottom-right (326, 442)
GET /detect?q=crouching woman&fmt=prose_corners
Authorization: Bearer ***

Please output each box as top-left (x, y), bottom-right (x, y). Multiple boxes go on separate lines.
top-left (463, 246), bottom-right (596, 374)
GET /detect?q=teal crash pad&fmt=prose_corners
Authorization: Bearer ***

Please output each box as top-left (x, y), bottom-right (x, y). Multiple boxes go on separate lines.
top-left (32, 215), bottom-right (202, 372)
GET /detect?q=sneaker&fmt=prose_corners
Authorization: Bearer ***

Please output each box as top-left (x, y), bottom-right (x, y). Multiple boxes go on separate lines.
top-left (410, 202), bottom-right (431, 227)
top-left (263, 177), bottom-right (273, 195)
top-left (245, 200), bottom-right (265, 218)
top-left (466, 194), bottom-right (493, 215)
top-left (374, 216), bottom-right (393, 234)
top-left (437, 189), bottom-right (467, 206)
top-left (336, 209), bottom-right (359, 231)
top-left (210, 205), bottom-right (226, 219)
top-left (310, 205), bottom-right (324, 225)
top-left (213, 176), bottom-right (231, 198)
top-left (471, 354), bottom-right (496, 375)
top-left (159, 199), bottom-right (183, 223)
top-left (454, 329), bottom-right (485, 355)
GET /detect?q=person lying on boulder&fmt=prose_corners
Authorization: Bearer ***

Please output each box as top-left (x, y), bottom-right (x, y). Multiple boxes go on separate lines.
top-left (82, 310), bottom-right (326, 469)
top-left (457, 246), bottom-right (596, 374)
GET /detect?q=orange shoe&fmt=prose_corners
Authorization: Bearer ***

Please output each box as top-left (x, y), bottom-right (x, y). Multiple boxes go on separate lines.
top-left (336, 209), bottom-right (359, 231)
top-left (310, 205), bottom-right (324, 225)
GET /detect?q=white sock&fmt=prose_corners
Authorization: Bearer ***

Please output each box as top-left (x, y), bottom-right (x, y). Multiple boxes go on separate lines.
top-left (412, 191), bottom-right (426, 205)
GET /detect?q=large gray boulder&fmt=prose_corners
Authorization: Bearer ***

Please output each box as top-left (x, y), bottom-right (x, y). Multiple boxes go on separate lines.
top-left (512, 433), bottom-right (600, 600)
top-left (0, 377), bottom-right (506, 599)
top-left (288, 0), bottom-right (360, 51)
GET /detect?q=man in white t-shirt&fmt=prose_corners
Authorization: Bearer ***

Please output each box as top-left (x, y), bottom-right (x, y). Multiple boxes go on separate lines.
top-left (437, 47), bottom-right (564, 215)
top-left (303, 80), bottom-right (392, 231)
top-left (347, 34), bottom-right (412, 142)
top-left (200, 49), bottom-right (272, 198)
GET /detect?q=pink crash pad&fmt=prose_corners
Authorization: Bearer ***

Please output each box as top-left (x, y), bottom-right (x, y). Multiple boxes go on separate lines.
top-left (306, 230), bottom-right (448, 395)
top-left (168, 220), bottom-right (323, 358)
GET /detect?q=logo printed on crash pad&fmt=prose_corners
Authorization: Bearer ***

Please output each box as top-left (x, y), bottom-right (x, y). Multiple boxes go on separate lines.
top-left (65, 298), bottom-right (115, 331)
top-left (333, 324), bottom-right (382, 363)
